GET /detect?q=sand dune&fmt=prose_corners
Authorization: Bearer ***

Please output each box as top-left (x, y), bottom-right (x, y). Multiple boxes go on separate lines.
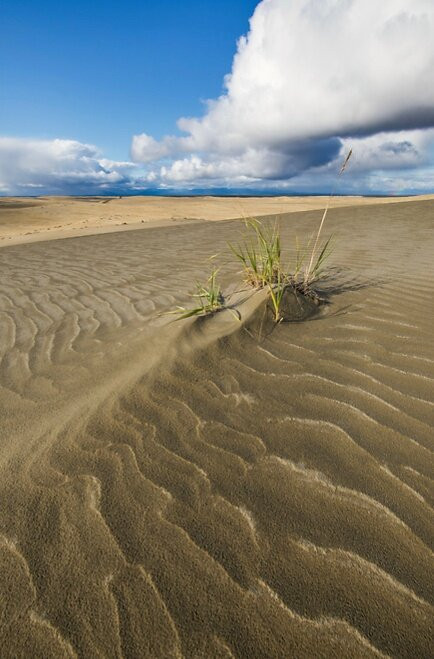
top-left (0, 200), bottom-right (433, 657)
top-left (1, 193), bottom-right (434, 247)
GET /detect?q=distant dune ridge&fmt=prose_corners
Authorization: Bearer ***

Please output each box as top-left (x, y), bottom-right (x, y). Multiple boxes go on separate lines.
top-left (1, 193), bottom-right (434, 247)
top-left (0, 198), bottom-right (433, 657)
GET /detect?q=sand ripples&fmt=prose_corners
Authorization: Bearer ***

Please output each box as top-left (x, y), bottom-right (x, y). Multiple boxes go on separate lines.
top-left (0, 201), bottom-right (433, 656)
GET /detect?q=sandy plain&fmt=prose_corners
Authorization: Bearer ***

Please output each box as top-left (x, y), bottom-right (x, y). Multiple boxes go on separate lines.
top-left (1, 193), bottom-right (434, 247)
top-left (0, 195), bottom-right (433, 657)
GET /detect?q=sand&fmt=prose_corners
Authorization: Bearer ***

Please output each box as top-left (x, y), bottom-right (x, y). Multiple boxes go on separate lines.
top-left (0, 198), bottom-right (433, 657)
top-left (1, 193), bottom-right (434, 247)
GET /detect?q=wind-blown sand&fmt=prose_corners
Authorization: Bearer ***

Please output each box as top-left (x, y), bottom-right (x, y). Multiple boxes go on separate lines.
top-left (0, 198), bottom-right (433, 657)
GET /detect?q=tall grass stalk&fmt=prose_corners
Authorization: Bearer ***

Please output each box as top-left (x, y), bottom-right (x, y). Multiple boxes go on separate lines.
top-left (304, 148), bottom-right (352, 287)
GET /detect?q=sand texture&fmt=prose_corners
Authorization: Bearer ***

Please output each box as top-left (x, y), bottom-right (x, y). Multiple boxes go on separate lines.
top-left (1, 193), bottom-right (434, 247)
top-left (0, 199), bottom-right (433, 657)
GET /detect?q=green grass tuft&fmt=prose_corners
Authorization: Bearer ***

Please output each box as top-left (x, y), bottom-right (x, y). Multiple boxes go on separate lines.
top-left (167, 269), bottom-right (225, 320)
top-left (229, 218), bottom-right (288, 322)
top-left (169, 149), bottom-right (352, 325)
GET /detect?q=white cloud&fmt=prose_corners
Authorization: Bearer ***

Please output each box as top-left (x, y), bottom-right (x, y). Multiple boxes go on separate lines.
top-left (145, 128), bottom-right (434, 193)
top-left (2, 0), bottom-right (434, 195)
top-left (0, 137), bottom-right (140, 195)
top-left (132, 0), bottom-right (434, 191)
top-left (340, 130), bottom-right (434, 172)
top-left (130, 134), bottom-right (173, 163)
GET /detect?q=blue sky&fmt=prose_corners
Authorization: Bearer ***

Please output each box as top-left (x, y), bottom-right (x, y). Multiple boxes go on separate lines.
top-left (1, 0), bottom-right (434, 195)
top-left (1, 0), bottom-right (258, 159)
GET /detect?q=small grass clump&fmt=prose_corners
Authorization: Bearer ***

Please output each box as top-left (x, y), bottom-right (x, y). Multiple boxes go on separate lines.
top-left (229, 219), bottom-right (282, 288)
top-left (228, 149), bottom-right (353, 322)
top-left (229, 216), bottom-right (335, 322)
top-left (168, 269), bottom-right (225, 320)
top-left (168, 149), bottom-right (352, 325)
top-left (292, 233), bottom-right (334, 295)
top-left (229, 219), bottom-right (287, 322)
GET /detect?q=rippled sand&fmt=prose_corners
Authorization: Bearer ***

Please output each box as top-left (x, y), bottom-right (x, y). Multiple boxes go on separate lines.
top-left (0, 200), bottom-right (433, 657)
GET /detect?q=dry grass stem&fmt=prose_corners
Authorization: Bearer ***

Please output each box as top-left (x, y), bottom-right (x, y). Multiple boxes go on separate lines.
top-left (305, 148), bottom-right (352, 285)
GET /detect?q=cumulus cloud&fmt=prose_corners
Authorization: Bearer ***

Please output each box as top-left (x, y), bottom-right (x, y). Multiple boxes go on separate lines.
top-left (132, 0), bottom-right (434, 191)
top-left (0, 137), bottom-right (143, 195)
top-left (130, 134), bottom-right (173, 163)
top-left (340, 130), bottom-right (434, 172)
top-left (3, 0), bottom-right (434, 195)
